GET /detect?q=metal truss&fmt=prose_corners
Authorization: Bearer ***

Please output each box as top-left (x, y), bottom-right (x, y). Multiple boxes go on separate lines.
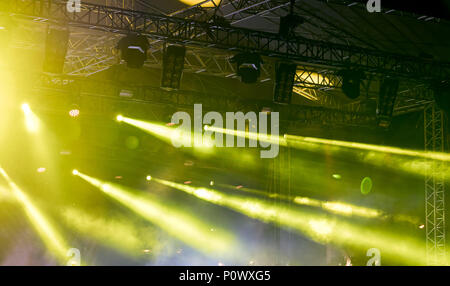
top-left (394, 84), bottom-right (434, 116)
top-left (2, 0), bottom-right (450, 81)
top-left (29, 73), bottom-right (377, 128)
top-left (424, 103), bottom-right (447, 265)
top-left (61, 0), bottom-right (375, 76)
top-left (294, 65), bottom-right (342, 90)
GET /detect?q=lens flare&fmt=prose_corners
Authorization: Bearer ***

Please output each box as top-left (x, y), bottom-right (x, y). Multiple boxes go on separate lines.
top-left (0, 167), bottom-right (69, 263)
top-left (73, 170), bottom-right (234, 257)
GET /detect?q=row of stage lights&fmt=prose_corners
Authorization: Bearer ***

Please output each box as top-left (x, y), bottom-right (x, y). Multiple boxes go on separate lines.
top-left (39, 26), bottom-right (450, 130)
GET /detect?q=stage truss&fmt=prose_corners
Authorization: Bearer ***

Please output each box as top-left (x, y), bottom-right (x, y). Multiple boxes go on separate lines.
top-left (424, 104), bottom-right (447, 265)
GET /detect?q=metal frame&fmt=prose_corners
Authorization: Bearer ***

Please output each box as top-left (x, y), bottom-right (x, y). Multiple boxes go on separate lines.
top-left (2, 0), bottom-right (450, 81)
top-left (424, 103), bottom-right (446, 265)
top-left (30, 73), bottom-right (377, 128)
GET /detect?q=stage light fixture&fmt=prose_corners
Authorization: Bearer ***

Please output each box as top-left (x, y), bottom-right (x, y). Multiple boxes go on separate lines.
top-left (69, 104), bottom-right (80, 118)
top-left (72, 169), bottom-right (79, 175)
top-left (230, 53), bottom-right (263, 84)
top-left (43, 27), bottom-right (70, 74)
top-left (161, 45), bottom-right (186, 90)
top-left (273, 62), bottom-right (297, 104)
top-left (117, 34), bottom-right (149, 69)
top-left (116, 115), bottom-right (124, 122)
top-left (146, 175), bottom-right (152, 181)
top-left (339, 69), bottom-right (364, 99)
top-left (377, 77), bottom-right (399, 128)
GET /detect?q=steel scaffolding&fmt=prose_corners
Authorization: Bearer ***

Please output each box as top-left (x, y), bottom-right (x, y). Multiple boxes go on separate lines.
top-left (424, 103), bottom-right (446, 265)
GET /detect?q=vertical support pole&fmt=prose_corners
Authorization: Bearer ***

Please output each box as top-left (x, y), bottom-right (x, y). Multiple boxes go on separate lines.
top-left (424, 103), bottom-right (446, 265)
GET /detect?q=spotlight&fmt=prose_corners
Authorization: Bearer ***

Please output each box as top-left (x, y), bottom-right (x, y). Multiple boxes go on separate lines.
top-left (146, 175), bottom-right (152, 181)
top-left (377, 78), bottom-right (399, 128)
top-left (117, 34), bottom-right (149, 69)
top-left (72, 169), bottom-right (79, 176)
top-left (116, 115), bottom-right (124, 122)
top-left (43, 27), bottom-right (70, 74)
top-left (21, 103), bottom-right (31, 113)
top-left (69, 105), bottom-right (80, 118)
top-left (273, 62), bottom-right (297, 104)
top-left (161, 45), bottom-right (186, 90)
top-left (230, 53), bottom-right (263, 84)
top-left (339, 69), bottom-right (364, 99)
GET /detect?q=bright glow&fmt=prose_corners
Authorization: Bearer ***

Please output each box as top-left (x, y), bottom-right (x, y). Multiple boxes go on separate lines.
top-left (146, 175), bottom-right (152, 181)
top-left (296, 70), bottom-right (334, 88)
top-left (69, 109), bottom-right (80, 118)
top-left (72, 169), bottom-right (79, 175)
top-left (152, 177), bottom-right (432, 264)
top-left (74, 171), bottom-right (234, 256)
top-left (21, 103), bottom-right (31, 113)
top-left (206, 125), bottom-right (284, 147)
top-left (37, 167), bottom-right (46, 173)
top-left (21, 103), bottom-right (40, 133)
top-left (332, 174), bottom-right (342, 180)
top-left (0, 167), bottom-right (69, 263)
top-left (177, 0), bottom-right (221, 7)
top-left (117, 115), bottom-right (213, 151)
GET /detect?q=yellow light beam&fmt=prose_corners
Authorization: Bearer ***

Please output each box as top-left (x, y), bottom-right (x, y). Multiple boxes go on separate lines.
top-left (0, 167), bottom-right (69, 264)
top-left (152, 177), bottom-right (432, 265)
top-left (219, 184), bottom-right (419, 224)
top-left (206, 126), bottom-right (450, 162)
top-left (61, 207), bottom-right (163, 258)
top-left (284, 134), bottom-right (450, 162)
top-left (21, 103), bottom-right (40, 133)
top-left (206, 126), bottom-right (450, 180)
top-left (74, 170), bottom-right (234, 257)
top-left (117, 115), bottom-right (214, 150)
